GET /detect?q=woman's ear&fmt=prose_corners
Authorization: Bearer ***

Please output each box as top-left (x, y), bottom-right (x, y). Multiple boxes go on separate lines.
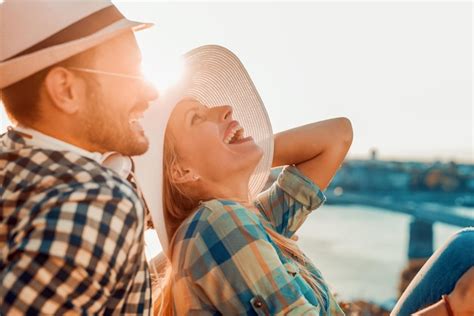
top-left (170, 163), bottom-right (199, 184)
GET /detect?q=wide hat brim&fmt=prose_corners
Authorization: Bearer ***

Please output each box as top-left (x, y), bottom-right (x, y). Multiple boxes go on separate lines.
top-left (134, 45), bottom-right (274, 252)
top-left (0, 18), bottom-right (152, 89)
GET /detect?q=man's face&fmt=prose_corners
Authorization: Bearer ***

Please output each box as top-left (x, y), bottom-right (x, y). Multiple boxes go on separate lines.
top-left (78, 31), bottom-right (158, 156)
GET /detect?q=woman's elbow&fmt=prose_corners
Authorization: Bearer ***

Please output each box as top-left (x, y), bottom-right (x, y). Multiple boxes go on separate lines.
top-left (335, 117), bottom-right (353, 146)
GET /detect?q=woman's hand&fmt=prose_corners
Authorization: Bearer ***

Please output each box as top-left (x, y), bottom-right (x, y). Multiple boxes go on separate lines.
top-left (272, 117), bottom-right (353, 190)
top-left (448, 266), bottom-right (474, 315)
top-left (414, 267), bottom-right (474, 316)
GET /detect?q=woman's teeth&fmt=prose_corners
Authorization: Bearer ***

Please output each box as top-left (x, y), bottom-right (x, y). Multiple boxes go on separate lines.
top-left (224, 125), bottom-right (244, 144)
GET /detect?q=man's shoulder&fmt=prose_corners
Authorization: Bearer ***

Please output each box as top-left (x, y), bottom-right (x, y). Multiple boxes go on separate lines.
top-left (0, 147), bottom-right (138, 202)
top-left (0, 148), bottom-right (144, 246)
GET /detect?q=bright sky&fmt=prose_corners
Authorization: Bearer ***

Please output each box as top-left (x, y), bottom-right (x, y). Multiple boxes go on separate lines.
top-left (1, 1), bottom-right (472, 162)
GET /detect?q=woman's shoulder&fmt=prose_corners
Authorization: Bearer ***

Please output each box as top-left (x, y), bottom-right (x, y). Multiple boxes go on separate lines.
top-left (174, 198), bottom-right (264, 243)
top-left (171, 199), bottom-right (273, 276)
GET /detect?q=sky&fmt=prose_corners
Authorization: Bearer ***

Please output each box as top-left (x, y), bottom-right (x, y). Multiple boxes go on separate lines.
top-left (1, 1), bottom-right (472, 162)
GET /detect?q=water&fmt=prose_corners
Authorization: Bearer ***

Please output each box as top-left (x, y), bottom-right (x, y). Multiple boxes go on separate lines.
top-left (144, 205), bottom-right (463, 303)
top-left (297, 205), bottom-right (461, 303)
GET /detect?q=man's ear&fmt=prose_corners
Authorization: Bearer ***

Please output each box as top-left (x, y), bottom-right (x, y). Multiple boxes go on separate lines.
top-left (43, 67), bottom-right (84, 114)
top-left (170, 163), bottom-right (198, 184)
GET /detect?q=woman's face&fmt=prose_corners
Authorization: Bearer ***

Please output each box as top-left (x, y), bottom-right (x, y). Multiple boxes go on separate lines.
top-left (166, 98), bottom-right (264, 195)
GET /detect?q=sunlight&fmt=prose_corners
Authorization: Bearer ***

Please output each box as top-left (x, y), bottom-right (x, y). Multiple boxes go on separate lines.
top-left (144, 228), bottom-right (162, 261)
top-left (141, 56), bottom-right (185, 95)
top-left (0, 101), bottom-right (10, 133)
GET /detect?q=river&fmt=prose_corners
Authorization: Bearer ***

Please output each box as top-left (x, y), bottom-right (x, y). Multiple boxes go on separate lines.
top-left (297, 205), bottom-right (463, 304)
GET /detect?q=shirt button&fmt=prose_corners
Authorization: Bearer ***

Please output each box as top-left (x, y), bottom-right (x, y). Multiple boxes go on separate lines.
top-left (254, 299), bottom-right (263, 308)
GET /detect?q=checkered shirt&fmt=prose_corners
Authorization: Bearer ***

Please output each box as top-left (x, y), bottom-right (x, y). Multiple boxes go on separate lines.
top-left (169, 165), bottom-right (345, 315)
top-left (0, 129), bottom-right (151, 314)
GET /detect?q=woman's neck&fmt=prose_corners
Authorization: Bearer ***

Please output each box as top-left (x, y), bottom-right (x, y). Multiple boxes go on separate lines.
top-left (206, 174), bottom-right (252, 205)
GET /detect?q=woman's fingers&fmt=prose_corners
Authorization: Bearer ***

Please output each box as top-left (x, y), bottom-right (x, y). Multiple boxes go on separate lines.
top-left (449, 266), bottom-right (474, 314)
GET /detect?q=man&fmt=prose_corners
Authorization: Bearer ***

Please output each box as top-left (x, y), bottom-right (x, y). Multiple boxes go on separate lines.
top-left (0, 1), bottom-right (158, 314)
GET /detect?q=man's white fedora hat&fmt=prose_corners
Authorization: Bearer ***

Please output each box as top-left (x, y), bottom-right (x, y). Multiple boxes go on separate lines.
top-left (0, 0), bottom-right (152, 89)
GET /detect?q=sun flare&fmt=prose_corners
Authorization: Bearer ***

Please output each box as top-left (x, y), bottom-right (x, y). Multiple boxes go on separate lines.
top-left (141, 56), bottom-right (185, 95)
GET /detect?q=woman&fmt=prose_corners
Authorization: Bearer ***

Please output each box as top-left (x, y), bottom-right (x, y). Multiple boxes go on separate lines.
top-left (146, 45), bottom-right (351, 315)
top-left (143, 46), bottom-right (474, 315)
top-left (157, 99), bottom-right (351, 315)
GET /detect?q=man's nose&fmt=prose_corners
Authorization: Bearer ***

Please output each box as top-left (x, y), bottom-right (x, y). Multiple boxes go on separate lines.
top-left (142, 79), bottom-right (159, 102)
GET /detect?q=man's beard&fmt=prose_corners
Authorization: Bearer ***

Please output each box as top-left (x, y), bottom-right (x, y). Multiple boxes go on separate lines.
top-left (81, 86), bottom-right (149, 156)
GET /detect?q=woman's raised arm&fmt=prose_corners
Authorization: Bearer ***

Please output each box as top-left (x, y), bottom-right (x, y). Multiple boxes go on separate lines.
top-left (272, 117), bottom-right (353, 190)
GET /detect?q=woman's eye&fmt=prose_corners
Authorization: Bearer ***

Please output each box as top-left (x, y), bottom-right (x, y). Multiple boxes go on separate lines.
top-left (191, 113), bottom-right (202, 124)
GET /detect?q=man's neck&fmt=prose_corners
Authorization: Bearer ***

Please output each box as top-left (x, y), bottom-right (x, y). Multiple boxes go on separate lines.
top-left (14, 124), bottom-right (103, 163)
top-left (13, 125), bottom-right (134, 179)
top-left (28, 121), bottom-right (107, 153)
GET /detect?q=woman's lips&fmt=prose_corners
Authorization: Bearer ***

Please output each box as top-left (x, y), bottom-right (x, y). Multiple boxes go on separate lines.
top-left (223, 121), bottom-right (244, 144)
top-left (229, 135), bottom-right (253, 145)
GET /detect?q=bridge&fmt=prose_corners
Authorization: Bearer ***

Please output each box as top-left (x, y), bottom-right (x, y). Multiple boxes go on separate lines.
top-left (325, 191), bottom-right (474, 259)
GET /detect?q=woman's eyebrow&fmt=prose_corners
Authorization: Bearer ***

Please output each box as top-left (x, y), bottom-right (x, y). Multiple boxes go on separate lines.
top-left (187, 106), bottom-right (200, 114)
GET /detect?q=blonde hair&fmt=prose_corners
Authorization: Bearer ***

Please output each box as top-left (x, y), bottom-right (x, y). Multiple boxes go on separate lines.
top-left (153, 131), bottom-right (327, 315)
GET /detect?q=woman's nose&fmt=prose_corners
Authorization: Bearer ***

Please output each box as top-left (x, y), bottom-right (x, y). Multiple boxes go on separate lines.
top-left (208, 105), bottom-right (233, 122)
top-left (219, 105), bottom-right (233, 121)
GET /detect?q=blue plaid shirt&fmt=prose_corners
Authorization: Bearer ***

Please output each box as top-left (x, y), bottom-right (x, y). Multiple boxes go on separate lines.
top-left (0, 129), bottom-right (151, 314)
top-left (168, 165), bottom-right (345, 315)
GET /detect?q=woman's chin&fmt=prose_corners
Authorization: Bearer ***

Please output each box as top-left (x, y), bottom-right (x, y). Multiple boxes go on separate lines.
top-left (216, 150), bottom-right (262, 176)
top-left (227, 139), bottom-right (262, 156)
top-left (243, 147), bottom-right (264, 173)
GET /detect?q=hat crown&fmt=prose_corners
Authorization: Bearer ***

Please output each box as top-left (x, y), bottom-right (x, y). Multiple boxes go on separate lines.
top-left (0, 0), bottom-right (113, 61)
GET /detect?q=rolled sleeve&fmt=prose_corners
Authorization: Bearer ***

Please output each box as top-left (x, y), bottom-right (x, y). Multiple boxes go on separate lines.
top-left (255, 165), bottom-right (326, 238)
top-left (277, 165), bottom-right (326, 210)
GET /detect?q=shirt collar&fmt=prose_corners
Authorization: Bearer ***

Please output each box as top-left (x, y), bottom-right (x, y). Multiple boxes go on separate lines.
top-left (12, 125), bottom-right (132, 179)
